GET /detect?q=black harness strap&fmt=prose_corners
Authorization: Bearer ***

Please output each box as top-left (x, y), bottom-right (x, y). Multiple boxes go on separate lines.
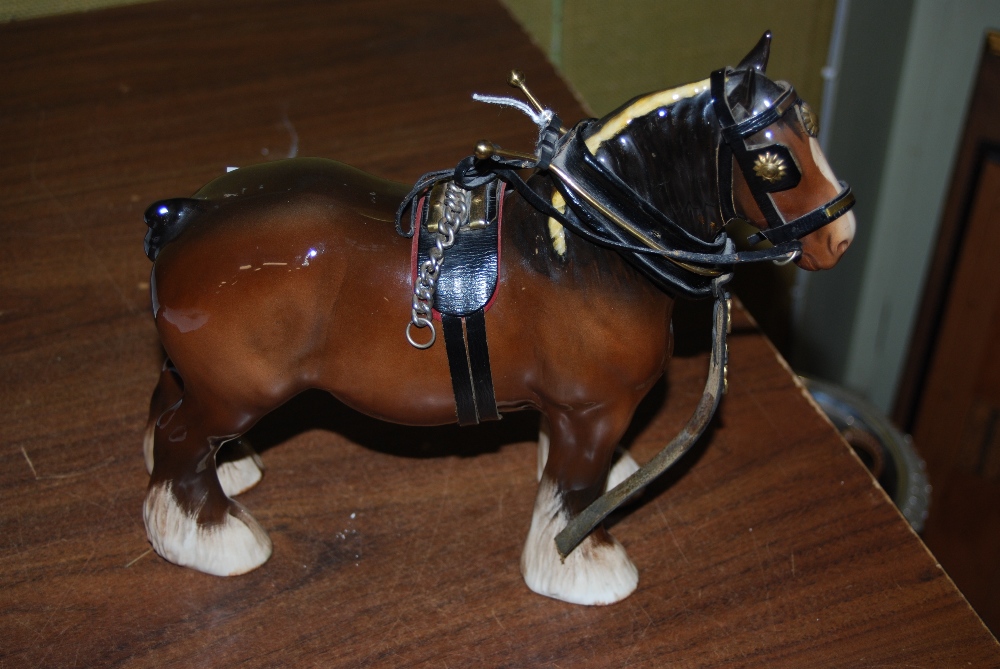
top-left (465, 309), bottom-right (500, 421)
top-left (442, 315), bottom-right (479, 426)
top-left (411, 180), bottom-right (503, 426)
top-left (442, 309), bottom-right (500, 427)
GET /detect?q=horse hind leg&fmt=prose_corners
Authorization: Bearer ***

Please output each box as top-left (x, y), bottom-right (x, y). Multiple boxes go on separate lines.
top-left (145, 360), bottom-right (263, 497)
top-left (215, 438), bottom-right (264, 497)
top-left (522, 406), bottom-right (639, 605)
top-left (144, 384), bottom-right (271, 576)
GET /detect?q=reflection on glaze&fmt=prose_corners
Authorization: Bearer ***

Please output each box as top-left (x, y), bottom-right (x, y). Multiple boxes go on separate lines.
top-left (161, 306), bottom-right (208, 333)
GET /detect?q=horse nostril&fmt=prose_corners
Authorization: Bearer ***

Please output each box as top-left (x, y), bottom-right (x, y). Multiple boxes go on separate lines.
top-left (837, 238), bottom-right (850, 255)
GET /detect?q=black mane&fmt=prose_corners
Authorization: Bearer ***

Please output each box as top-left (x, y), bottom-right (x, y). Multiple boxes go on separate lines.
top-left (585, 67), bottom-right (786, 245)
top-left (588, 89), bottom-right (723, 244)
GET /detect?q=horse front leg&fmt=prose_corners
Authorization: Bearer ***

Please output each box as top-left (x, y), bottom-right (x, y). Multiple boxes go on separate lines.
top-left (144, 386), bottom-right (271, 576)
top-left (536, 416), bottom-right (640, 491)
top-left (522, 403), bottom-right (640, 605)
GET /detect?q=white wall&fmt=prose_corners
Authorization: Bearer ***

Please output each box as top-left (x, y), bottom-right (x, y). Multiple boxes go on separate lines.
top-left (842, 0), bottom-right (1000, 412)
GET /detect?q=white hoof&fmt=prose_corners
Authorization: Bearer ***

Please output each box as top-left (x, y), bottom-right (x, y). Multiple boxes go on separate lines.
top-left (217, 440), bottom-right (264, 497)
top-left (143, 422), bottom-right (155, 475)
top-left (521, 478), bottom-right (638, 605)
top-left (536, 423), bottom-right (550, 482)
top-left (606, 449), bottom-right (640, 492)
top-left (144, 482), bottom-right (272, 576)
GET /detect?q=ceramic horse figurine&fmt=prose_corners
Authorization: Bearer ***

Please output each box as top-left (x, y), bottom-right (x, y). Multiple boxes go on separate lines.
top-left (141, 33), bottom-right (855, 605)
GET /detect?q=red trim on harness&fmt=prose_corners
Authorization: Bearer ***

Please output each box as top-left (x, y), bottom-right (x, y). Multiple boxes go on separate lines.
top-left (409, 182), bottom-right (505, 322)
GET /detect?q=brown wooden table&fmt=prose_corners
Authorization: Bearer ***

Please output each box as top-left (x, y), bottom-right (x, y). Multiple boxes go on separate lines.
top-left (2, 1), bottom-right (997, 666)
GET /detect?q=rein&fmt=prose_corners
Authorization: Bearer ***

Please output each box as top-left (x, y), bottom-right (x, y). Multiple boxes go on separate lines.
top-left (556, 276), bottom-right (731, 557)
top-left (395, 114), bottom-right (805, 300)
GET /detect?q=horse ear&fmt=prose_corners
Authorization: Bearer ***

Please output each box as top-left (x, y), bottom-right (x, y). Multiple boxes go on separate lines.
top-left (727, 69), bottom-right (757, 115)
top-left (737, 31), bottom-right (772, 73)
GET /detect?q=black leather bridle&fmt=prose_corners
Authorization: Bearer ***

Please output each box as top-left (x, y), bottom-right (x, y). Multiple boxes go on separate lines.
top-left (710, 68), bottom-right (855, 247)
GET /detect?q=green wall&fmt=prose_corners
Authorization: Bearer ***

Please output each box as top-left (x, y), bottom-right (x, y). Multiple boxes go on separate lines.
top-left (503, 0), bottom-right (837, 116)
top-left (503, 0), bottom-right (839, 352)
top-left (0, 0), bottom-right (152, 21)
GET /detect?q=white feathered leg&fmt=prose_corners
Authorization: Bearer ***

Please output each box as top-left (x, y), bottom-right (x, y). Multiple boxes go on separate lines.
top-left (144, 481), bottom-right (272, 576)
top-left (146, 432), bottom-right (263, 498)
top-left (215, 439), bottom-right (264, 497)
top-left (520, 477), bottom-right (638, 605)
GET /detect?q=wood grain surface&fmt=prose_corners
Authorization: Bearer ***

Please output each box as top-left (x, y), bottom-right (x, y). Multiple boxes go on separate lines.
top-left (1, 1), bottom-right (997, 667)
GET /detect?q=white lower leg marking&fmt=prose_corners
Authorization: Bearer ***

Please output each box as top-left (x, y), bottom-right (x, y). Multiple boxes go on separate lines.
top-left (536, 424), bottom-right (550, 482)
top-left (143, 423), bottom-right (155, 475)
top-left (144, 482), bottom-right (272, 576)
top-left (606, 449), bottom-right (640, 491)
top-left (216, 440), bottom-right (264, 497)
top-left (521, 477), bottom-right (638, 605)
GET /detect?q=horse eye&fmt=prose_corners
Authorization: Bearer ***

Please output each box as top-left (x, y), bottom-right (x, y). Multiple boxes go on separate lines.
top-left (799, 102), bottom-right (820, 137)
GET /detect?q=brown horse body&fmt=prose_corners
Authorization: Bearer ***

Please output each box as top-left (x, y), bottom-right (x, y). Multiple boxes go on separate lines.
top-left (143, 36), bottom-right (854, 604)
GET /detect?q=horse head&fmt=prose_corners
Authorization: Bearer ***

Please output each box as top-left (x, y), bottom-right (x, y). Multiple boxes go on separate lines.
top-left (582, 31), bottom-right (854, 277)
top-left (717, 32), bottom-right (855, 270)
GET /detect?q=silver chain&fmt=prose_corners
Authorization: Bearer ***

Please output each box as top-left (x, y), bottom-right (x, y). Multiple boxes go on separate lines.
top-left (406, 182), bottom-right (471, 349)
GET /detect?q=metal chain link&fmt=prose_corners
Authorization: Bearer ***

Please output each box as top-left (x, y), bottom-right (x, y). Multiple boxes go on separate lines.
top-left (406, 182), bottom-right (471, 349)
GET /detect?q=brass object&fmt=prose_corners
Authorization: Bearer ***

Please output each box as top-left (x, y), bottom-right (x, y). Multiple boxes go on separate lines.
top-left (426, 181), bottom-right (489, 232)
top-left (425, 182), bottom-right (448, 233)
top-left (824, 191), bottom-right (855, 219)
top-left (468, 191), bottom-right (488, 230)
top-left (474, 140), bottom-right (536, 163)
top-left (752, 151), bottom-right (787, 183)
top-left (507, 69), bottom-right (568, 134)
top-left (508, 69), bottom-right (545, 114)
top-left (799, 101), bottom-right (820, 137)
top-left (474, 140), bottom-right (496, 161)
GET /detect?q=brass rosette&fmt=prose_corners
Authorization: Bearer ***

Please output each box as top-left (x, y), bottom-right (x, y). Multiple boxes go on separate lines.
top-left (799, 102), bottom-right (820, 137)
top-left (752, 151), bottom-right (787, 183)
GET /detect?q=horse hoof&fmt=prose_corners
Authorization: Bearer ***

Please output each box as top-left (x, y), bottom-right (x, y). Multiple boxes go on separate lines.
top-left (217, 439), bottom-right (264, 497)
top-left (143, 482), bottom-right (272, 576)
top-left (521, 479), bottom-right (638, 605)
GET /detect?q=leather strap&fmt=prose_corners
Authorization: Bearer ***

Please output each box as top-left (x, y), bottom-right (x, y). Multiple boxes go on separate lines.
top-left (442, 315), bottom-right (478, 426)
top-left (555, 277), bottom-right (732, 557)
top-left (442, 310), bottom-right (499, 426)
top-left (465, 309), bottom-right (500, 422)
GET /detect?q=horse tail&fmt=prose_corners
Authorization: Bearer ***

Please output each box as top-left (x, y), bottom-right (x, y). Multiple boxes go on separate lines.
top-left (143, 198), bottom-right (204, 261)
